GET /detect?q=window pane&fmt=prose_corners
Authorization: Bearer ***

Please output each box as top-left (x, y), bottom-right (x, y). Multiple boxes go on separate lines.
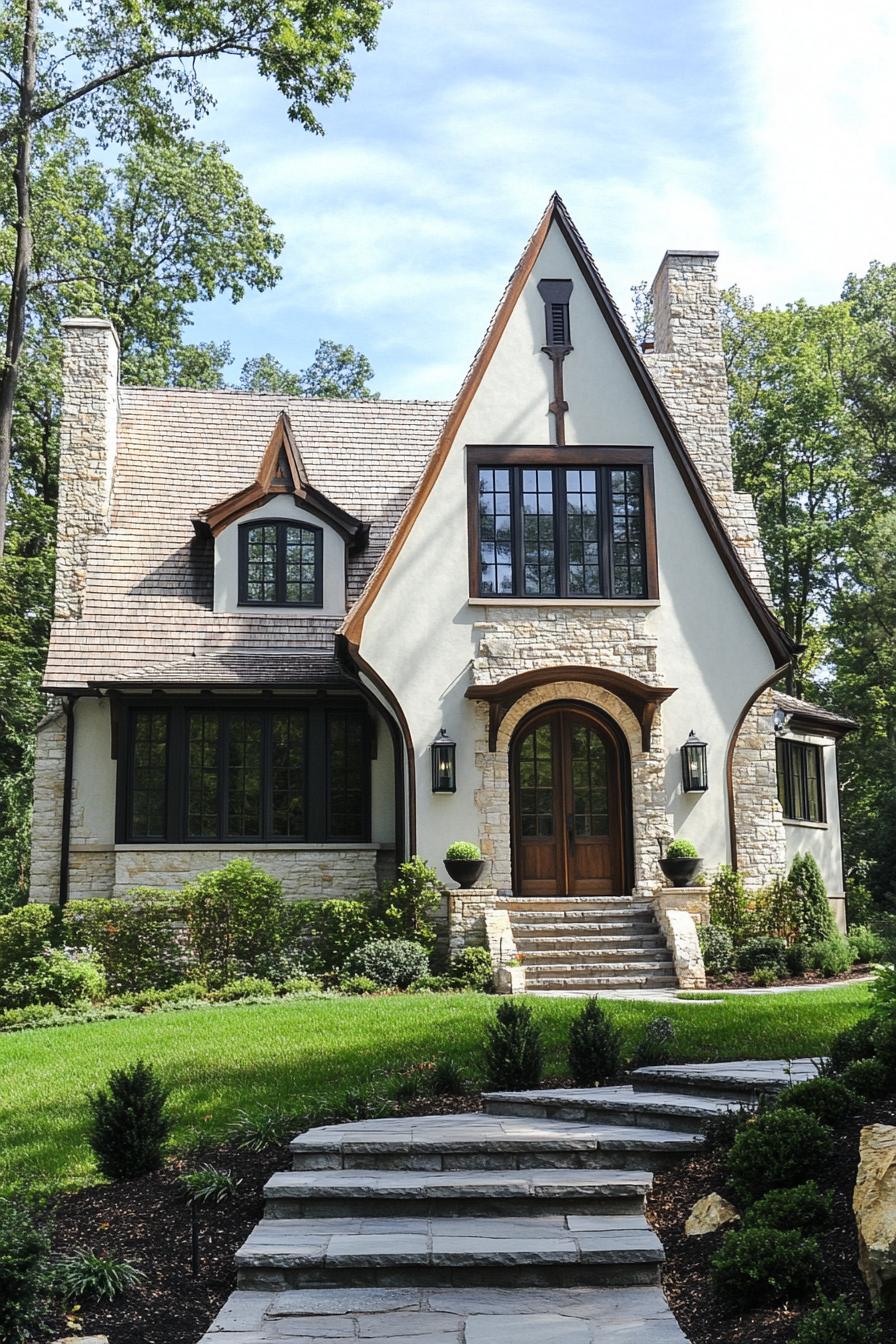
top-left (776, 738), bottom-right (788, 814)
top-left (571, 724), bottom-right (609, 837)
top-left (130, 710), bottom-right (168, 839)
top-left (478, 468), bottom-right (513, 595)
top-left (805, 746), bottom-right (823, 822)
top-left (522, 467), bottom-right (556, 595)
top-left (284, 526), bottom-right (319, 604)
top-left (187, 712), bottom-right (219, 839)
top-left (609, 468), bottom-right (646, 597)
top-left (328, 713), bottom-right (365, 839)
top-left (226, 713), bottom-right (263, 838)
top-left (565, 468), bottom-right (601, 595)
top-left (245, 524), bottom-right (278, 602)
top-left (518, 722), bottom-right (554, 837)
top-left (272, 711), bottom-right (306, 837)
top-left (788, 741), bottom-right (805, 820)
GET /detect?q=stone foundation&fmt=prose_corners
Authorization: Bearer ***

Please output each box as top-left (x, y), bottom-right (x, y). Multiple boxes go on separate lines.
top-left (29, 708), bottom-right (67, 904)
top-left (447, 888), bottom-right (498, 957)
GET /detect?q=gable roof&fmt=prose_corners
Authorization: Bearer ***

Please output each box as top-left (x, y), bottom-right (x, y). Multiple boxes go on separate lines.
top-left (341, 193), bottom-right (796, 668)
top-left (773, 692), bottom-right (857, 738)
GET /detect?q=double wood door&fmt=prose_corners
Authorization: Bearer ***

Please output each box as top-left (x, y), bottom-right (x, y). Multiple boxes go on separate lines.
top-left (512, 706), bottom-right (623, 896)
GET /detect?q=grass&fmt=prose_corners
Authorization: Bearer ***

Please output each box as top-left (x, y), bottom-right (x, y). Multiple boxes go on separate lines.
top-left (0, 985), bottom-right (872, 1195)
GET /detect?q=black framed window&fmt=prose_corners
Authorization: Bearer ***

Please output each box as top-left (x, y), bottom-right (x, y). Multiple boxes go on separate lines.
top-left (238, 520), bottom-right (323, 607)
top-left (476, 464), bottom-right (646, 599)
top-left (123, 700), bottom-right (369, 843)
top-left (776, 738), bottom-right (826, 823)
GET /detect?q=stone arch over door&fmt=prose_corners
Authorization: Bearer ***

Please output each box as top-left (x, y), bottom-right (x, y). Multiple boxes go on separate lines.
top-left (473, 678), bottom-right (668, 898)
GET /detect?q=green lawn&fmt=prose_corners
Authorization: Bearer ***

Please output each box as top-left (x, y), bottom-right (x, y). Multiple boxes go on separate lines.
top-left (0, 985), bottom-right (872, 1195)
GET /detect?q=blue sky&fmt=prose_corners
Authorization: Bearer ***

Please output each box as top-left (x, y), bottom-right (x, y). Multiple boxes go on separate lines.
top-left (189, 0), bottom-right (896, 399)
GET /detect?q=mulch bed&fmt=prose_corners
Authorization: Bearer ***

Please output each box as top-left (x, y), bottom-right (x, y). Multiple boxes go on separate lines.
top-left (648, 1096), bottom-right (896, 1342)
top-left (706, 966), bottom-right (875, 991)
top-left (34, 1093), bottom-right (482, 1344)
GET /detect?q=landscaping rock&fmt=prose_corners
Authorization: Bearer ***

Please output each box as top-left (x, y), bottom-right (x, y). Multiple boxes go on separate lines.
top-left (684, 1192), bottom-right (739, 1237)
top-left (53, 1337), bottom-right (109, 1344)
top-left (854, 1123), bottom-right (896, 1304)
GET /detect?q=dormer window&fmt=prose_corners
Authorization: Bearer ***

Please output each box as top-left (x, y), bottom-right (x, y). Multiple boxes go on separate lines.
top-left (238, 519), bottom-right (322, 607)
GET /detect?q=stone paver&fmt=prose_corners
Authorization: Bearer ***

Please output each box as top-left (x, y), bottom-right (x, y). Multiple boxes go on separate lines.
top-left (631, 1058), bottom-right (821, 1094)
top-left (481, 1085), bottom-right (740, 1129)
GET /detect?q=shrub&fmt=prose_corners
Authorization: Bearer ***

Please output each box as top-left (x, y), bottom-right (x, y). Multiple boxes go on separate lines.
top-left (179, 1165), bottom-right (240, 1203)
top-left (0, 1003), bottom-right (58, 1031)
top-left (743, 1180), bottom-right (832, 1234)
top-left (0, 946), bottom-right (106, 1011)
top-left (702, 1102), bottom-right (761, 1153)
top-left (211, 976), bottom-right (276, 1001)
top-left (698, 925), bottom-right (734, 977)
top-left (63, 893), bottom-right (185, 992)
top-left (709, 865), bottom-right (750, 941)
top-left (736, 935), bottom-right (787, 976)
top-left (410, 974), bottom-right (455, 993)
top-left (870, 965), bottom-right (896, 1017)
top-left (666, 838), bottom-right (698, 859)
top-left (753, 876), bottom-right (800, 941)
top-left (285, 899), bottom-right (387, 975)
top-left (789, 853), bottom-right (836, 944)
top-left (228, 1105), bottom-right (296, 1151)
top-left (630, 1016), bottom-right (676, 1069)
top-left (848, 924), bottom-right (886, 963)
top-left (829, 1016), bottom-right (877, 1073)
top-left (711, 1225), bottom-right (821, 1304)
top-left (568, 997), bottom-right (623, 1085)
top-left (777, 1076), bottom-right (857, 1127)
top-left (445, 841), bottom-right (481, 861)
top-left (338, 974), bottom-right (380, 995)
top-left (0, 904), bottom-right (55, 981)
top-left (371, 856), bottom-right (441, 948)
top-left (279, 975), bottom-right (322, 995)
top-left (345, 938), bottom-right (429, 989)
top-left (725, 1107), bottom-right (833, 1202)
top-left (448, 946), bottom-right (494, 991)
top-left (56, 1250), bottom-right (145, 1302)
top-left (485, 1000), bottom-right (544, 1089)
top-left (751, 965), bottom-right (777, 987)
top-left (428, 1058), bottom-right (468, 1096)
top-left (182, 860), bottom-right (285, 986)
top-left (794, 1297), bottom-right (881, 1343)
top-left (87, 1059), bottom-right (172, 1181)
top-left (786, 941), bottom-right (810, 976)
top-left (873, 1016), bottom-right (896, 1079)
top-left (0, 1198), bottom-right (53, 1343)
top-left (841, 1058), bottom-right (891, 1100)
top-left (807, 934), bottom-right (855, 978)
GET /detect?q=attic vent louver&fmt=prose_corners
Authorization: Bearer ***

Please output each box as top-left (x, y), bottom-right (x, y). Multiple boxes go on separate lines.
top-left (550, 301), bottom-right (569, 345)
top-left (537, 278), bottom-right (573, 351)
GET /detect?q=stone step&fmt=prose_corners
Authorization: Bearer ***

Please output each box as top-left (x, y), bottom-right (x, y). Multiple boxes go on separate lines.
top-left (482, 1085), bottom-right (734, 1133)
top-left (263, 1166), bottom-right (651, 1218)
top-left (524, 975), bottom-right (680, 990)
top-left (201, 1284), bottom-right (689, 1343)
top-left (234, 1213), bottom-right (666, 1291)
top-left (517, 948), bottom-right (674, 965)
top-left (290, 1114), bottom-right (702, 1173)
top-left (522, 960), bottom-right (675, 975)
top-left (500, 901), bottom-right (655, 917)
top-left (512, 926), bottom-right (668, 944)
top-left (631, 1059), bottom-right (821, 1097)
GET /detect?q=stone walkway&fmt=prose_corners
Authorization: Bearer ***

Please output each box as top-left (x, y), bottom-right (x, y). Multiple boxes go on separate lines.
top-left (200, 1060), bottom-right (810, 1343)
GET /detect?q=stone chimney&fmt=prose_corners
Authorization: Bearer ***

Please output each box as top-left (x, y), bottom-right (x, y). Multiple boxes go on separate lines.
top-left (55, 318), bottom-right (120, 619)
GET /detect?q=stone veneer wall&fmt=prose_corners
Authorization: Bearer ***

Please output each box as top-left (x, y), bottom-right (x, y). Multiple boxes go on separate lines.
top-left (730, 688), bottom-right (787, 887)
top-left (29, 708), bottom-right (67, 904)
top-left (99, 846), bottom-right (382, 901)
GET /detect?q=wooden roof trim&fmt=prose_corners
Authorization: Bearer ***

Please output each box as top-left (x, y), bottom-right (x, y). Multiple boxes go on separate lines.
top-left (465, 664), bottom-right (676, 752)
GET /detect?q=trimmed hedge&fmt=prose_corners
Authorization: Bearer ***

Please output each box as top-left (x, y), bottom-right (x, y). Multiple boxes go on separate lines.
top-left (63, 892), bottom-right (185, 992)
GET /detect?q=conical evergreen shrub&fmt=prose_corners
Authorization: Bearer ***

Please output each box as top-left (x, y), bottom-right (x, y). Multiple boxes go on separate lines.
top-left (568, 997), bottom-right (623, 1085)
top-left (484, 1000), bottom-right (544, 1089)
top-left (87, 1059), bottom-right (171, 1181)
top-left (789, 853), bottom-right (836, 944)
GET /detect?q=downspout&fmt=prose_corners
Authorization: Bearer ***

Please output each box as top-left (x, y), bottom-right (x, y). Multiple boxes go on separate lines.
top-left (58, 695), bottom-right (75, 907)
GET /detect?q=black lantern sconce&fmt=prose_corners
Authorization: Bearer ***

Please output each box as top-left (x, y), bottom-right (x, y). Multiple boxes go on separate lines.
top-left (431, 728), bottom-right (456, 793)
top-left (680, 730), bottom-right (708, 793)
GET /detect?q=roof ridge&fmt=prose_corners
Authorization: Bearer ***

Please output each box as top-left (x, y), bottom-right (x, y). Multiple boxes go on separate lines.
top-left (119, 385), bottom-right (453, 407)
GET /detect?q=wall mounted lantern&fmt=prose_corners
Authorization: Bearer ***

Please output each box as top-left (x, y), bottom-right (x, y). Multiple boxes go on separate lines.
top-left (773, 708), bottom-right (793, 735)
top-left (431, 728), bottom-right (456, 793)
top-left (680, 730), bottom-right (708, 793)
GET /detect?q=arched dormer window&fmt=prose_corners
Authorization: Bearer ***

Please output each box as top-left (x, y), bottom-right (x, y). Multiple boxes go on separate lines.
top-left (238, 519), bottom-right (323, 607)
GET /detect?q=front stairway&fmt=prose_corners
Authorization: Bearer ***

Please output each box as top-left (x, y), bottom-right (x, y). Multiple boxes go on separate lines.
top-left (501, 895), bottom-right (678, 991)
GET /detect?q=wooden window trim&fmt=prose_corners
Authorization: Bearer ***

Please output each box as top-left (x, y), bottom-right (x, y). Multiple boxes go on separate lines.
top-left (466, 446), bottom-right (658, 601)
top-left (776, 737), bottom-right (827, 824)
top-left (238, 518), bottom-right (324, 608)
top-left (118, 697), bottom-right (370, 845)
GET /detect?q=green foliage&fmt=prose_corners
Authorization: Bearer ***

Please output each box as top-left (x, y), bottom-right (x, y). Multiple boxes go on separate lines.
top-left (789, 854), bottom-right (837, 944)
top-left (211, 976), bottom-right (276, 1002)
top-left (285, 898), bottom-right (388, 975)
top-left (0, 1198), bottom-right (53, 1342)
top-left (56, 1249), bottom-right (145, 1302)
top-left (445, 841), bottom-right (482, 861)
top-left (629, 1015), bottom-right (676, 1069)
top-left (345, 938), bottom-right (429, 990)
top-left (873, 1016), bottom-right (896, 1079)
top-left (793, 1295), bottom-right (881, 1344)
top-left (228, 1105), bottom-right (296, 1152)
top-left (743, 1180), bottom-right (832, 1234)
top-left (711, 1225), bottom-right (821, 1304)
top-left (698, 924), bottom-right (734, 977)
top-left (736, 936), bottom-right (787, 976)
top-left (829, 1016), bottom-right (878, 1072)
top-left (753, 876), bottom-right (801, 941)
top-left (870, 965), bottom-right (896, 1016)
top-left (840, 1058), bottom-right (891, 1100)
top-left (63, 893), bottom-right (185, 993)
top-left (848, 924), bottom-right (886, 962)
top-left (372, 856), bottom-right (442, 949)
top-left (87, 1059), bottom-right (171, 1181)
top-left (709, 866), bottom-right (750, 941)
top-left (568, 997), bottom-right (623, 1085)
top-left (240, 339), bottom-right (379, 399)
top-left (0, 946), bottom-right (106, 1011)
top-left (751, 966), bottom-right (777, 987)
top-left (665, 838), bottom-right (698, 859)
top-left (0, 904), bottom-right (54, 980)
top-left (702, 1103), bottom-right (761, 1153)
top-left (428, 1058), bottom-right (469, 1096)
top-left (725, 1107), bottom-right (834, 1202)
top-left (484, 1000), bottom-right (544, 1090)
top-left (178, 1165), bottom-right (240, 1204)
top-left (807, 935), bottom-right (856, 978)
top-left (448, 946), bottom-right (494, 992)
top-left (181, 860), bottom-right (285, 986)
top-left (786, 941), bottom-right (811, 975)
top-left (338, 974), bottom-right (380, 995)
top-left (777, 1077), bottom-right (857, 1127)
top-left (279, 975), bottom-right (323, 996)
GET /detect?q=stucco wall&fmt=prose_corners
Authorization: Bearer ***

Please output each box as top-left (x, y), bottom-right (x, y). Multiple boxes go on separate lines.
top-left (214, 494), bottom-right (347, 616)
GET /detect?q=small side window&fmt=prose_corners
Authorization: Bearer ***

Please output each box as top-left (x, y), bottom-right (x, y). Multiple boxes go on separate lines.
top-left (776, 738), bottom-right (826, 823)
top-left (238, 520), bottom-right (322, 607)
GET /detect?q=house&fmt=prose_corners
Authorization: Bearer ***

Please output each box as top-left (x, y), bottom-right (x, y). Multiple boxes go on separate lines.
top-left (30, 195), bottom-right (853, 988)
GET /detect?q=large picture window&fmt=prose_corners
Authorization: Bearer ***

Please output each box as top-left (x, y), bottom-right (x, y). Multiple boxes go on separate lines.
top-left (776, 738), bottom-right (826, 823)
top-left (123, 701), bottom-right (369, 843)
top-left (469, 448), bottom-right (657, 600)
top-left (238, 520), bottom-right (323, 607)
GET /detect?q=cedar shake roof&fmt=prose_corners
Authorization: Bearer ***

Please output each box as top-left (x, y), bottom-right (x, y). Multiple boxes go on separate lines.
top-left (773, 692), bottom-right (857, 737)
top-left (44, 389), bottom-right (449, 690)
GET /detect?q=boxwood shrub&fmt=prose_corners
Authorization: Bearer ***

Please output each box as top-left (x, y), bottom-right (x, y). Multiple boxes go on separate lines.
top-left (829, 1016), bottom-right (877, 1073)
top-left (711, 1225), bottom-right (821, 1304)
top-left (725, 1107), bottom-right (834, 1202)
top-left (345, 938), bottom-right (429, 989)
top-left (735, 935), bottom-right (787, 976)
top-left (743, 1180), bottom-right (832, 1234)
top-left (776, 1076), bottom-right (857, 1128)
top-left (698, 924), bottom-right (734, 977)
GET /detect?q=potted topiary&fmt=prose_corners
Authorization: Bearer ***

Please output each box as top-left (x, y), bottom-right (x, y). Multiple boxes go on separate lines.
top-left (444, 841), bottom-right (485, 888)
top-left (659, 838), bottom-right (702, 888)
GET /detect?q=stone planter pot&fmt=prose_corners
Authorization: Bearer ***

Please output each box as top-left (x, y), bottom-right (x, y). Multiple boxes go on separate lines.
top-left (444, 858), bottom-right (486, 888)
top-left (659, 856), bottom-right (703, 888)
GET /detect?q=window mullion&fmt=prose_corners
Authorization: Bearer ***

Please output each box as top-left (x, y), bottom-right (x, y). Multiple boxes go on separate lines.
top-left (555, 468), bottom-right (567, 597)
top-left (218, 711), bottom-right (228, 841)
top-left (511, 469), bottom-right (524, 597)
top-left (599, 468), bottom-right (612, 598)
top-left (262, 710), bottom-right (273, 841)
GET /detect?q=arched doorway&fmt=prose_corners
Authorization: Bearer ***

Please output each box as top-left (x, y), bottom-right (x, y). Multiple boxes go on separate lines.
top-left (510, 702), bottom-right (632, 896)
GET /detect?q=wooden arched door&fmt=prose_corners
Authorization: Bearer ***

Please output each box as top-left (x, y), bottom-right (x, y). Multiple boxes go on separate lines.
top-left (511, 705), bottom-right (624, 896)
